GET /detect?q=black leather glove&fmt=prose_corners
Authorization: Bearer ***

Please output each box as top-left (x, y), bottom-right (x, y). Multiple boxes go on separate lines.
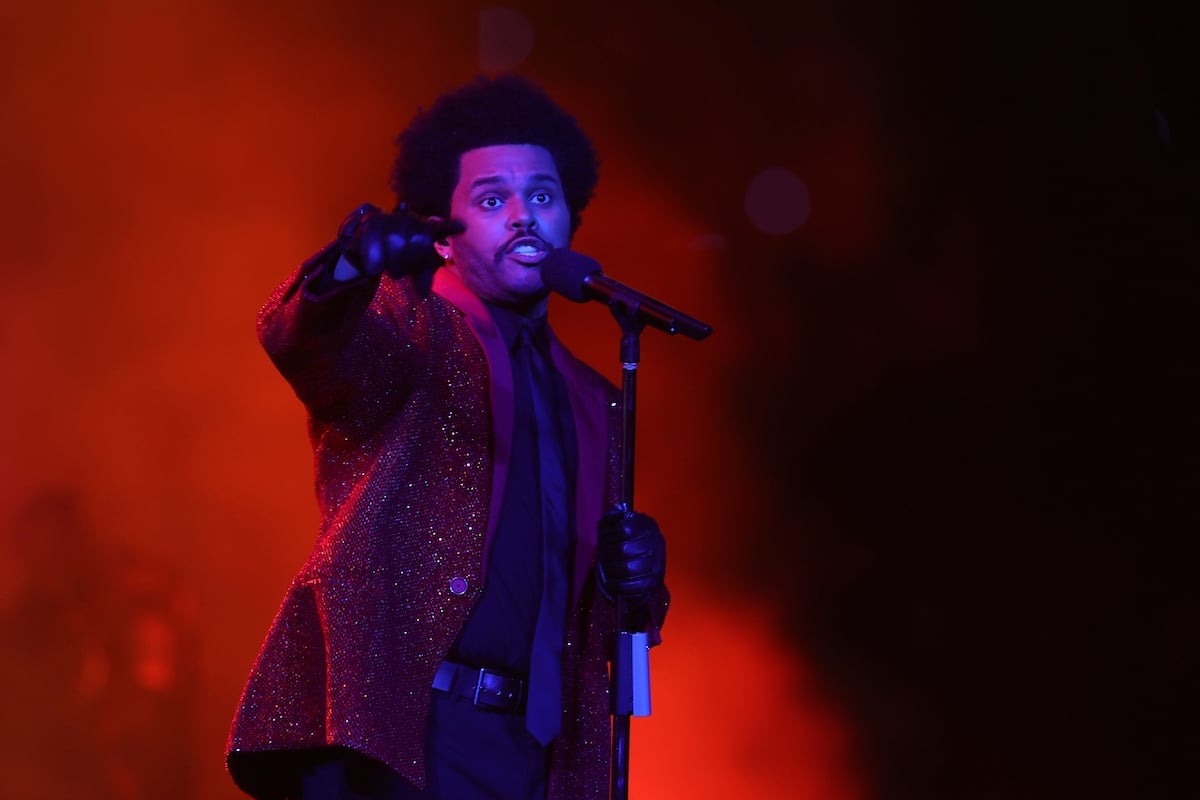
top-left (338, 203), bottom-right (463, 278)
top-left (596, 508), bottom-right (666, 607)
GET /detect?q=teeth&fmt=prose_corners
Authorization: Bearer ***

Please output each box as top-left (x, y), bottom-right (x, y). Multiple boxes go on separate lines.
top-left (512, 245), bottom-right (539, 256)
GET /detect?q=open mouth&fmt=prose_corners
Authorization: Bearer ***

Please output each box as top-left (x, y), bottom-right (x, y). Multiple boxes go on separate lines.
top-left (506, 238), bottom-right (549, 264)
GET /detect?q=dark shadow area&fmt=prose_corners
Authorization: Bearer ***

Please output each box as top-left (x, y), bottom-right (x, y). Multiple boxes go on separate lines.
top-left (722, 3), bottom-right (1198, 798)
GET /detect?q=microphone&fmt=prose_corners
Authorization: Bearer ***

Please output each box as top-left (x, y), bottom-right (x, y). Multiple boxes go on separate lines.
top-left (541, 249), bottom-right (713, 341)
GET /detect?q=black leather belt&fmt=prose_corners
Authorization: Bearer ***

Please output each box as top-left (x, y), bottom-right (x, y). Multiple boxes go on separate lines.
top-left (432, 660), bottom-right (526, 714)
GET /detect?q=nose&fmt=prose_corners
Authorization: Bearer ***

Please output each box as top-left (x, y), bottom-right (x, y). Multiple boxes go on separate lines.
top-left (509, 198), bottom-right (538, 231)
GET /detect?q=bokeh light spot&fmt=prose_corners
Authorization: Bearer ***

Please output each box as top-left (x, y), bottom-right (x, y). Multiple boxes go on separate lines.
top-left (745, 166), bottom-right (811, 236)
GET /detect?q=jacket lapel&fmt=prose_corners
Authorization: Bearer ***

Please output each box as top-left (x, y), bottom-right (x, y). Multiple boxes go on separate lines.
top-left (432, 269), bottom-right (608, 605)
top-left (432, 269), bottom-right (512, 574)
top-left (549, 334), bottom-right (608, 607)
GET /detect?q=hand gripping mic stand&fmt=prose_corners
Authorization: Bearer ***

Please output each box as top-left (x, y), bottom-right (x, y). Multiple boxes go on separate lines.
top-left (592, 272), bottom-right (712, 800)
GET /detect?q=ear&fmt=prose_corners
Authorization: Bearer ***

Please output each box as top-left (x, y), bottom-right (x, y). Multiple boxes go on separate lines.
top-left (428, 215), bottom-right (453, 261)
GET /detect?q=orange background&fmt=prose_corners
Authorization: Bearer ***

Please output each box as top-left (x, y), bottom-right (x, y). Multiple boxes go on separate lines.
top-left (1, 2), bottom-right (1195, 799)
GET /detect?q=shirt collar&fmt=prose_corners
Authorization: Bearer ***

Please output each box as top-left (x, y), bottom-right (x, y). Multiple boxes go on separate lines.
top-left (485, 302), bottom-right (549, 352)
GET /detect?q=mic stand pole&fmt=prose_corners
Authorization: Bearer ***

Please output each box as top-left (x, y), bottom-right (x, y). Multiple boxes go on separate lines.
top-left (608, 297), bottom-right (646, 800)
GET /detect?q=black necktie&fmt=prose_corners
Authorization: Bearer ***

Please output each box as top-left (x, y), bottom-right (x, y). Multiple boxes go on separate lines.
top-left (516, 322), bottom-right (570, 746)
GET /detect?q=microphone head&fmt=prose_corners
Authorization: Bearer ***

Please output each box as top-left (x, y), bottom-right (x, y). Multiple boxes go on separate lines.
top-left (541, 248), bottom-right (602, 303)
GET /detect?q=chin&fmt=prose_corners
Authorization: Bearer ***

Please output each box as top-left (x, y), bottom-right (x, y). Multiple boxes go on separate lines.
top-left (507, 287), bottom-right (549, 310)
top-left (511, 274), bottom-right (546, 295)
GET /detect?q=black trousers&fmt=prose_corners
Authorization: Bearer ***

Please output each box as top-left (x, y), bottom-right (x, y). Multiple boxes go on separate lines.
top-left (296, 689), bottom-right (551, 800)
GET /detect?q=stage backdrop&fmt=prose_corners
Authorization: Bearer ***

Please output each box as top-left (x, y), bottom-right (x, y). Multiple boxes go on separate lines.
top-left (2, 2), bottom-right (1195, 799)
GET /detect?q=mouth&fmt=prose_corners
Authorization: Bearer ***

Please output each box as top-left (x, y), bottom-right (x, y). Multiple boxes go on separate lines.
top-left (505, 237), bottom-right (549, 265)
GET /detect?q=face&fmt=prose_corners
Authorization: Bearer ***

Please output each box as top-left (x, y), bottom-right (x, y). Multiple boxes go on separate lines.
top-left (436, 144), bottom-right (571, 314)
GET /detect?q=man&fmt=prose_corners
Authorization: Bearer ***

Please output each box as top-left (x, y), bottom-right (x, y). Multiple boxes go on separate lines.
top-left (227, 74), bottom-right (668, 800)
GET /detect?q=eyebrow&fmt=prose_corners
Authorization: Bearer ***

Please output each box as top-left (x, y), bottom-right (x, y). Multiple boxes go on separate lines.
top-left (468, 173), bottom-right (562, 191)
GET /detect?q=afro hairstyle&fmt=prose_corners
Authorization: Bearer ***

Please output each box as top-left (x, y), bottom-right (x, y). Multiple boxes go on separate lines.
top-left (389, 74), bottom-right (599, 236)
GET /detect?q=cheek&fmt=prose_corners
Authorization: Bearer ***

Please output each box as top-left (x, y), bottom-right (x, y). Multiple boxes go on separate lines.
top-left (547, 209), bottom-right (572, 242)
top-left (452, 229), bottom-right (493, 260)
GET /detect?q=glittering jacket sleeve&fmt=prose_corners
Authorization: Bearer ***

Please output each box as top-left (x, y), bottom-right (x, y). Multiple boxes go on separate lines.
top-left (227, 249), bottom-right (668, 800)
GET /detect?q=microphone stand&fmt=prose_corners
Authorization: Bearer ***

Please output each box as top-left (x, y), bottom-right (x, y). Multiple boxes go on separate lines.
top-left (608, 294), bottom-right (644, 800)
top-left (563, 258), bottom-right (710, 800)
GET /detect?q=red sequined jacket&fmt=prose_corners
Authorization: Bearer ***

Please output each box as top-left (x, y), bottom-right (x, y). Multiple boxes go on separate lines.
top-left (227, 252), bottom-right (666, 799)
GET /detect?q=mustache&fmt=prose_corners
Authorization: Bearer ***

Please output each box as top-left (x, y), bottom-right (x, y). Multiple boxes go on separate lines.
top-left (502, 233), bottom-right (551, 253)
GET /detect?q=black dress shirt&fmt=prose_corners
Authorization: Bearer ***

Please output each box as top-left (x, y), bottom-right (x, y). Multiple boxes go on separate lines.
top-left (448, 303), bottom-right (578, 676)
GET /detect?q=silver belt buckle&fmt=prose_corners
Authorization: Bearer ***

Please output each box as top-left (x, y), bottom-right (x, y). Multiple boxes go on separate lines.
top-left (472, 667), bottom-right (524, 711)
top-left (472, 667), bottom-right (488, 706)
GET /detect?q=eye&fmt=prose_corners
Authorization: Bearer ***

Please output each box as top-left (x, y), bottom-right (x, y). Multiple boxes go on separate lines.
top-left (479, 196), bottom-right (502, 210)
top-left (530, 191), bottom-right (552, 205)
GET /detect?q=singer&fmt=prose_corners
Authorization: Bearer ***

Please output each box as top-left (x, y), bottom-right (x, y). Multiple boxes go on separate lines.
top-left (226, 75), bottom-right (668, 800)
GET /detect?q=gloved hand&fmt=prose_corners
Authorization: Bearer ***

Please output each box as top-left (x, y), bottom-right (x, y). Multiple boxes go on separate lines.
top-left (596, 508), bottom-right (666, 607)
top-left (338, 203), bottom-right (464, 278)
